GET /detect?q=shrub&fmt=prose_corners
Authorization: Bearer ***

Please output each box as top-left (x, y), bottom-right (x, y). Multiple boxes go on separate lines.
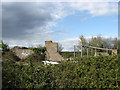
top-left (25, 47), bottom-right (46, 63)
top-left (2, 51), bottom-right (20, 61)
top-left (2, 54), bottom-right (120, 88)
top-left (30, 47), bottom-right (46, 54)
top-left (61, 52), bottom-right (74, 58)
top-left (0, 40), bottom-right (9, 53)
top-left (26, 53), bottom-right (45, 63)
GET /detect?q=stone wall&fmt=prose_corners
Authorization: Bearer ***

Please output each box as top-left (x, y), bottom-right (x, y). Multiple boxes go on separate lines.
top-left (45, 41), bottom-right (58, 52)
top-left (45, 41), bottom-right (63, 61)
top-left (11, 47), bottom-right (34, 59)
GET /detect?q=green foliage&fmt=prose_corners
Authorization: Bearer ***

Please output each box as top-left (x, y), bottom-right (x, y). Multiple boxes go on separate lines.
top-left (61, 52), bottom-right (74, 58)
top-left (58, 43), bottom-right (64, 54)
top-left (2, 51), bottom-right (20, 61)
top-left (2, 59), bottom-right (20, 88)
top-left (2, 55), bottom-right (120, 88)
top-left (79, 35), bottom-right (88, 46)
top-left (0, 40), bottom-right (9, 52)
top-left (112, 38), bottom-right (118, 49)
top-left (26, 53), bottom-right (45, 63)
top-left (25, 47), bottom-right (46, 63)
top-left (13, 46), bottom-right (28, 49)
top-left (78, 35), bottom-right (118, 55)
top-left (118, 40), bottom-right (120, 51)
top-left (89, 36), bottom-right (103, 48)
top-left (30, 47), bottom-right (46, 54)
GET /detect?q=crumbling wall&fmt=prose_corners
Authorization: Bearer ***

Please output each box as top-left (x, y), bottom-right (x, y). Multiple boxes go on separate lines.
top-left (45, 41), bottom-right (63, 61)
top-left (11, 47), bottom-right (34, 59)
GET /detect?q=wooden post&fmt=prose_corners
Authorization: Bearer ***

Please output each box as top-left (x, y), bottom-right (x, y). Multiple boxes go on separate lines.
top-left (95, 48), bottom-right (97, 56)
top-left (107, 49), bottom-right (109, 54)
top-left (81, 45), bottom-right (83, 57)
top-left (74, 45), bottom-right (75, 57)
top-left (91, 48), bottom-right (93, 56)
top-left (112, 50), bottom-right (113, 55)
top-left (87, 47), bottom-right (89, 57)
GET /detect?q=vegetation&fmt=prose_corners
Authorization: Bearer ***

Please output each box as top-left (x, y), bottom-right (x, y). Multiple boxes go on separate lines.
top-left (0, 40), bottom-right (9, 53)
top-left (2, 54), bottom-right (120, 88)
top-left (61, 52), bottom-right (74, 58)
top-left (1, 37), bottom-right (120, 88)
top-left (25, 53), bottom-right (45, 63)
top-left (79, 35), bottom-right (118, 49)
top-left (118, 39), bottom-right (120, 52)
top-left (12, 46), bottom-right (28, 49)
top-left (30, 46), bottom-right (46, 54)
top-left (26, 46), bottom-right (46, 63)
top-left (2, 51), bottom-right (20, 61)
top-left (60, 52), bottom-right (81, 58)
top-left (58, 43), bottom-right (64, 54)
top-left (78, 35), bottom-right (118, 55)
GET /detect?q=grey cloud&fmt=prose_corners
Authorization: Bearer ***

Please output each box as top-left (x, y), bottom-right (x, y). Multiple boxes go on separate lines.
top-left (2, 2), bottom-right (117, 42)
top-left (2, 2), bottom-right (56, 40)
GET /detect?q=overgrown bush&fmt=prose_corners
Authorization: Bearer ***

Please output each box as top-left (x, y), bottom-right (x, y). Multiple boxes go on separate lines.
top-left (61, 52), bottom-right (74, 58)
top-left (2, 51), bottom-right (20, 61)
top-left (2, 54), bottom-right (120, 88)
top-left (24, 47), bottom-right (46, 63)
top-left (30, 47), bottom-right (46, 54)
top-left (2, 59), bottom-right (19, 88)
top-left (0, 40), bottom-right (9, 53)
top-left (26, 53), bottom-right (45, 63)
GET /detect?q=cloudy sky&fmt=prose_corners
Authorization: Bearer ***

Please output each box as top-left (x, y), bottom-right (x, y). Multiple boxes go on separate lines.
top-left (2, 1), bottom-right (118, 51)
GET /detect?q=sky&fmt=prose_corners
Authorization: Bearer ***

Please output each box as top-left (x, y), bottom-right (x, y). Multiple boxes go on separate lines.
top-left (2, 1), bottom-right (118, 51)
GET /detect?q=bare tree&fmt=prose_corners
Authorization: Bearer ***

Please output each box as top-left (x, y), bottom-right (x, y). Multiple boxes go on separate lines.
top-left (112, 37), bottom-right (118, 49)
top-left (89, 36), bottom-right (103, 48)
top-left (79, 35), bottom-right (88, 47)
top-left (58, 43), bottom-right (64, 53)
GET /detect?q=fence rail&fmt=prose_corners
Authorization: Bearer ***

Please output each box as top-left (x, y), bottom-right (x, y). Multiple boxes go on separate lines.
top-left (74, 45), bottom-right (118, 58)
